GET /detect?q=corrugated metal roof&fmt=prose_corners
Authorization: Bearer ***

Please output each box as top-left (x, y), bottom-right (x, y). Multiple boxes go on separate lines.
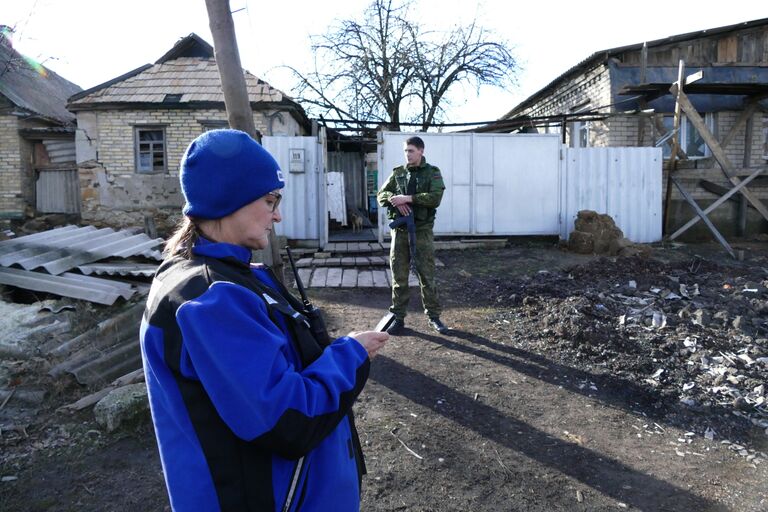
top-left (0, 267), bottom-right (135, 305)
top-left (78, 262), bottom-right (159, 277)
top-left (0, 225), bottom-right (163, 275)
top-left (48, 302), bottom-right (145, 386)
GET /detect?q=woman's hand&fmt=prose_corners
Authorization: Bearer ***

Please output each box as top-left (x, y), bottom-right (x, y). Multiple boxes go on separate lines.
top-left (348, 331), bottom-right (389, 359)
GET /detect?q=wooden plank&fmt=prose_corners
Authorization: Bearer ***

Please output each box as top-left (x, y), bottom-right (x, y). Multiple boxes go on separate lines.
top-left (341, 257), bottom-right (356, 267)
top-left (326, 257), bottom-right (341, 266)
top-left (296, 258), bottom-right (312, 268)
top-left (354, 256), bottom-right (369, 266)
top-left (342, 269), bottom-right (358, 287)
top-left (408, 271), bottom-right (419, 287)
top-left (325, 268), bottom-right (343, 287)
top-left (372, 270), bottom-right (388, 288)
top-left (673, 86), bottom-right (768, 222)
top-left (671, 167), bottom-right (765, 240)
top-left (720, 99), bottom-right (761, 151)
top-left (370, 256), bottom-right (387, 266)
top-left (296, 268), bottom-right (312, 288)
top-left (671, 177), bottom-right (734, 258)
top-left (309, 267), bottom-right (328, 288)
top-left (739, 114), bottom-right (754, 236)
top-left (663, 60), bottom-right (686, 234)
top-left (385, 269), bottom-right (392, 286)
top-left (357, 270), bottom-right (373, 287)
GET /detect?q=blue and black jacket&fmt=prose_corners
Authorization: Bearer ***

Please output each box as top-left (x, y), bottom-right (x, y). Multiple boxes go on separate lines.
top-left (140, 239), bottom-right (370, 511)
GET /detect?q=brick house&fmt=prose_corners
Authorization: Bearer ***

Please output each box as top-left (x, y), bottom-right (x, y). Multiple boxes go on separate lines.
top-left (67, 33), bottom-right (310, 233)
top-left (0, 27), bottom-right (82, 222)
top-left (483, 18), bottom-right (768, 237)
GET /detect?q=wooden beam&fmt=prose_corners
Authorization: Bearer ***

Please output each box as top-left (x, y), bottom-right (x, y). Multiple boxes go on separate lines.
top-left (670, 167), bottom-right (765, 240)
top-left (670, 177), bottom-right (735, 258)
top-left (739, 114), bottom-right (754, 235)
top-left (720, 98), bottom-right (762, 151)
top-left (663, 60), bottom-right (686, 234)
top-left (672, 84), bottom-right (768, 222)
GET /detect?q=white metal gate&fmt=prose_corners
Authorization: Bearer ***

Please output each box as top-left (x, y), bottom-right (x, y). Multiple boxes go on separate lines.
top-left (378, 132), bottom-right (662, 243)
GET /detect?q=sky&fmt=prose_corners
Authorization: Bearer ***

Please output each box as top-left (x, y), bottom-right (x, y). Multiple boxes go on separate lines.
top-left (4, 0), bottom-right (767, 125)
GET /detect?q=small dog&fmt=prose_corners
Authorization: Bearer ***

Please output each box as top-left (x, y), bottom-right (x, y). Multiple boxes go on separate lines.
top-left (349, 210), bottom-right (364, 233)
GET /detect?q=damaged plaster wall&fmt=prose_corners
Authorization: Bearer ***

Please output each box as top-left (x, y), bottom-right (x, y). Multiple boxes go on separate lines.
top-left (75, 108), bottom-right (302, 234)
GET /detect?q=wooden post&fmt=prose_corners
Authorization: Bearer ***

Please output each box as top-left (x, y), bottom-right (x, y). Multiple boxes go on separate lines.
top-left (205, 0), bottom-right (283, 281)
top-left (738, 113), bottom-right (754, 235)
top-left (662, 60), bottom-right (686, 234)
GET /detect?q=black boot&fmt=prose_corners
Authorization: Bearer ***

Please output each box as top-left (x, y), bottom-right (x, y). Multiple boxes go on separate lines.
top-left (428, 317), bottom-right (448, 334)
top-left (387, 318), bottom-right (405, 334)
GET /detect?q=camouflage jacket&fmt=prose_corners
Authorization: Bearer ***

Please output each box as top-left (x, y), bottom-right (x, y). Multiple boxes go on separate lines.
top-left (377, 157), bottom-right (446, 228)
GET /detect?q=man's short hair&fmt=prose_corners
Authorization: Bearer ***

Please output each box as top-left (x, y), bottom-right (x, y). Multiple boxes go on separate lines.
top-left (405, 136), bottom-right (425, 150)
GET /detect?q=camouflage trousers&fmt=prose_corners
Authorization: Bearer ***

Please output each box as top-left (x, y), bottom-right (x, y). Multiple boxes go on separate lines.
top-left (389, 227), bottom-right (441, 319)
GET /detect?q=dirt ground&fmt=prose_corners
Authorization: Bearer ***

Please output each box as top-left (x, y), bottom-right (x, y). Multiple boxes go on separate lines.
top-left (1, 238), bottom-right (767, 511)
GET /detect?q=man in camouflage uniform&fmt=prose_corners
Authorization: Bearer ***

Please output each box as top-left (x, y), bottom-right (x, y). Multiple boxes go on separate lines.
top-left (377, 136), bottom-right (447, 334)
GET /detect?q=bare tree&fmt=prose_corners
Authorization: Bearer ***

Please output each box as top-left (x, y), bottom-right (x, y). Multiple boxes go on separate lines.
top-left (286, 0), bottom-right (517, 131)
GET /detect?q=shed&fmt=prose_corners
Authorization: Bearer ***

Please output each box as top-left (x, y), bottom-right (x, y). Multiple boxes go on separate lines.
top-left (0, 26), bottom-right (81, 220)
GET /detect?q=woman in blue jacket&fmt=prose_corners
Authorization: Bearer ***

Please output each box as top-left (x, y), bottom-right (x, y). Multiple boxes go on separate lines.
top-left (140, 129), bottom-right (388, 512)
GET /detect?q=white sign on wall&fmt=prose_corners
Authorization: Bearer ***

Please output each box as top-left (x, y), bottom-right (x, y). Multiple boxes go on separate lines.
top-left (289, 148), bottom-right (305, 173)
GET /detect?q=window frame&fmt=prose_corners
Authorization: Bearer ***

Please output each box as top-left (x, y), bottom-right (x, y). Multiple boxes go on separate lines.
top-left (134, 125), bottom-right (168, 174)
top-left (661, 113), bottom-right (715, 160)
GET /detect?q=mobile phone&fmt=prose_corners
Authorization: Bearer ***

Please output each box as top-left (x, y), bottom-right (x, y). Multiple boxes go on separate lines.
top-left (374, 312), bottom-right (397, 332)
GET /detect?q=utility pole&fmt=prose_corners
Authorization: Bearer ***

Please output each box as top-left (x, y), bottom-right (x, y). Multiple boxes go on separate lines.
top-left (204, 0), bottom-right (284, 281)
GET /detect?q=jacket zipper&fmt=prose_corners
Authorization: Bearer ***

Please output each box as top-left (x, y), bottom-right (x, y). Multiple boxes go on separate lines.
top-left (282, 456), bottom-right (305, 512)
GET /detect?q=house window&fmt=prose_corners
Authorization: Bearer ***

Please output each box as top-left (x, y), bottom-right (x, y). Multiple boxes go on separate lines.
top-left (570, 120), bottom-right (590, 148)
top-left (200, 120), bottom-right (229, 132)
top-left (660, 113), bottom-right (715, 159)
top-left (135, 127), bottom-right (166, 173)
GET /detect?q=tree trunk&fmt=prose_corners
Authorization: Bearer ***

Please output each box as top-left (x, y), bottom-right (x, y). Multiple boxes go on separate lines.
top-left (205, 0), bottom-right (284, 281)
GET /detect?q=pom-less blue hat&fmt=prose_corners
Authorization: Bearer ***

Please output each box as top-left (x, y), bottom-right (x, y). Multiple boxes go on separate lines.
top-left (180, 129), bottom-right (284, 219)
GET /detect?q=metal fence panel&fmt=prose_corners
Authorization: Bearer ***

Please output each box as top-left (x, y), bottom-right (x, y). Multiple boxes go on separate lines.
top-left (562, 147), bottom-right (662, 243)
top-left (263, 136), bottom-right (322, 241)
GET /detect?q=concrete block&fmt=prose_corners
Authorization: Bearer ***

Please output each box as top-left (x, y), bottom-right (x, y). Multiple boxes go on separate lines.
top-left (94, 383), bottom-right (149, 433)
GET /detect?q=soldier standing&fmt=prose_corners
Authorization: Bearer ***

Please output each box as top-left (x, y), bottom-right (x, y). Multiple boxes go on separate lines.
top-left (377, 136), bottom-right (448, 334)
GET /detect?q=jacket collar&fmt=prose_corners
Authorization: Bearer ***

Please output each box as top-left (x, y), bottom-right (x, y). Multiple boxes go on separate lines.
top-left (192, 236), bottom-right (252, 265)
top-left (406, 156), bottom-right (427, 171)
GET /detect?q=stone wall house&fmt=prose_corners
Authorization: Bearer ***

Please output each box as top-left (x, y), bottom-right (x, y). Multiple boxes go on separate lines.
top-left (0, 27), bottom-right (82, 224)
top-left (481, 18), bottom-right (768, 238)
top-left (67, 34), bottom-right (311, 234)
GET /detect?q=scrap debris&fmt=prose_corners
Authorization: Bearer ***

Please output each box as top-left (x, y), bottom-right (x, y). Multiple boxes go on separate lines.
top-left (487, 253), bottom-right (768, 457)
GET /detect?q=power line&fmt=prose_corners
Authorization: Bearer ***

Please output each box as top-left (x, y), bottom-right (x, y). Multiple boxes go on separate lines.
top-left (314, 94), bottom-right (650, 130)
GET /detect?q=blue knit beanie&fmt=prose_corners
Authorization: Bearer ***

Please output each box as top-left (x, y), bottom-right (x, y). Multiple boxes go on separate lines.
top-left (180, 129), bottom-right (285, 219)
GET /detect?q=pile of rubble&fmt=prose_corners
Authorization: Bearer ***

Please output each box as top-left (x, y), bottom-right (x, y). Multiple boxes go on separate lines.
top-left (568, 210), bottom-right (648, 257)
top-left (486, 253), bottom-right (768, 450)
